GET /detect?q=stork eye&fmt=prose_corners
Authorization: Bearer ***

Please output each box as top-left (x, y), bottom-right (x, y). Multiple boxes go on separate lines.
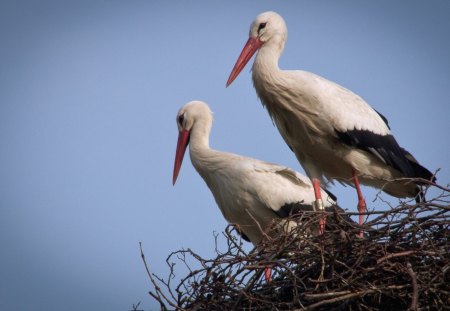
top-left (178, 114), bottom-right (184, 125)
top-left (258, 22), bottom-right (267, 32)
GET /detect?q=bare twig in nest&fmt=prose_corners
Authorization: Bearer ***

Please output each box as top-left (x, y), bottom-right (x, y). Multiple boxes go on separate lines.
top-left (142, 180), bottom-right (450, 310)
top-left (406, 262), bottom-right (418, 311)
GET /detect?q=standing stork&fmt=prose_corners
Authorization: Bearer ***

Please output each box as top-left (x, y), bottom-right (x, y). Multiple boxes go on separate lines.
top-left (173, 101), bottom-right (340, 258)
top-left (226, 11), bottom-right (435, 227)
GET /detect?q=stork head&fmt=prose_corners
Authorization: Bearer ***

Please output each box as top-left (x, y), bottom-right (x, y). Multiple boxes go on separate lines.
top-left (226, 11), bottom-right (287, 87)
top-left (172, 101), bottom-right (213, 185)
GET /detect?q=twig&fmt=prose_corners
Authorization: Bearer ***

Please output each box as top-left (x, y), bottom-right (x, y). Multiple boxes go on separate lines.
top-left (139, 242), bottom-right (179, 310)
top-left (377, 250), bottom-right (416, 264)
top-left (299, 289), bottom-right (378, 310)
top-left (406, 262), bottom-right (418, 311)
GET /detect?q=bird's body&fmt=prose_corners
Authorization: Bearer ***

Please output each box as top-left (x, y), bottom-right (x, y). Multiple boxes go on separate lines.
top-left (173, 101), bottom-right (336, 246)
top-left (254, 67), bottom-right (419, 197)
top-left (227, 11), bottom-right (434, 201)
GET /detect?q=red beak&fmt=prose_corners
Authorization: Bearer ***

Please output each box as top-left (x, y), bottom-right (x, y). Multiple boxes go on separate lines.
top-left (172, 129), bottom-right (190, 185)
top-left (226, 37), bottom-right (262, 87)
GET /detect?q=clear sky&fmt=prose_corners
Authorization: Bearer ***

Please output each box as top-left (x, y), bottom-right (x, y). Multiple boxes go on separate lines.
top-left (1, 1), bottom-right (449, 310)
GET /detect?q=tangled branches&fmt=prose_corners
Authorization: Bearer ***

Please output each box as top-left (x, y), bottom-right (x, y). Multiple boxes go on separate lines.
top-left (142, 183), bottom-right (450, 310)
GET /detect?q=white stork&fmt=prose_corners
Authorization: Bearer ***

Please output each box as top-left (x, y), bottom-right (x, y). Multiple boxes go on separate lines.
top-left (173, 101), bottom-right (340, 250)
top-left (226, 11), bottom-right (435, 226)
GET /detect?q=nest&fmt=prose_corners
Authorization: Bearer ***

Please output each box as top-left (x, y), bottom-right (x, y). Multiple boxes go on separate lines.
top-left (142, 182), bottom-right (450, 310)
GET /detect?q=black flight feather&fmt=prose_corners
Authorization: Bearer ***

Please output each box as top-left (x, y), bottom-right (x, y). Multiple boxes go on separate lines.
top-left (234, 226), bottom-right (251, 242)
top-left (374, 109), bottom-right (390, 130)
top-left (275, 202), bottom-right (356, 224)
top-left (335, 129), bottom-right (434, 182)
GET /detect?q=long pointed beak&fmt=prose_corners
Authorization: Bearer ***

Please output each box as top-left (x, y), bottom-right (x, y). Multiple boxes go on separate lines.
top-left (172, 129), bottom-right (190, 185)
top-left (226, 37), bottom-right (262, 87)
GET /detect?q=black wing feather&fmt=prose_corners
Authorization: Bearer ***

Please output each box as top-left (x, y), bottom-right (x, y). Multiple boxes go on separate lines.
top-left (276, 202), bottom-right (356, 224)
top-left (335, 129), bottom-right (434, 181)
top-left (276, 202), bottom-right (314, 218)
top-left (322, 188), bottom-right (337, 202)
top-left (374, 109), bottom-right (390, 130)
top-left (233, 226), bottom-right (251, 242)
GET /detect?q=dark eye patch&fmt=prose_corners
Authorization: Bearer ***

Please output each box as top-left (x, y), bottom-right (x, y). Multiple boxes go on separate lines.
top-left (178, 114), bottom-right (184, 125)
top-left (258, 22), bottom-right (267, 32)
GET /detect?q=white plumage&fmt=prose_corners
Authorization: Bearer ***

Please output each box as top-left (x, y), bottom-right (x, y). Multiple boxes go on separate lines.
top-left (173, 101), bottom-right (337, 246)
top-left (226, 11), bottom-right (434, 209)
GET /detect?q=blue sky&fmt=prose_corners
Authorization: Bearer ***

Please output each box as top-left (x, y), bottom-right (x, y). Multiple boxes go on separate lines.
top-left (1, 1), bottom-right (449, 310)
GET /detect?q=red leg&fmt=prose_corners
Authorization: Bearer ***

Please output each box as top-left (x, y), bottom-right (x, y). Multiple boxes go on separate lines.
top-left (352, 169), bottom-right (366, 237)
top-left (264, 267), bottom-right (272, 282)
top-left (312, 178), bottom-right (326, 234)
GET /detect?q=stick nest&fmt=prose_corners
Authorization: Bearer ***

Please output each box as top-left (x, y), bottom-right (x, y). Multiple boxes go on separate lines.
top-left (142, 182), bottom-right (450, 310)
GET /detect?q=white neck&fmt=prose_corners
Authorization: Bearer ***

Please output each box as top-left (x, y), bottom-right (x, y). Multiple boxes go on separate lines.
top-left (189, 114), bottom-right (211, 151)
top-left (252, 36), bottom-right (284, 84)
top-left (188, 114), bottom-right (218, 176)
